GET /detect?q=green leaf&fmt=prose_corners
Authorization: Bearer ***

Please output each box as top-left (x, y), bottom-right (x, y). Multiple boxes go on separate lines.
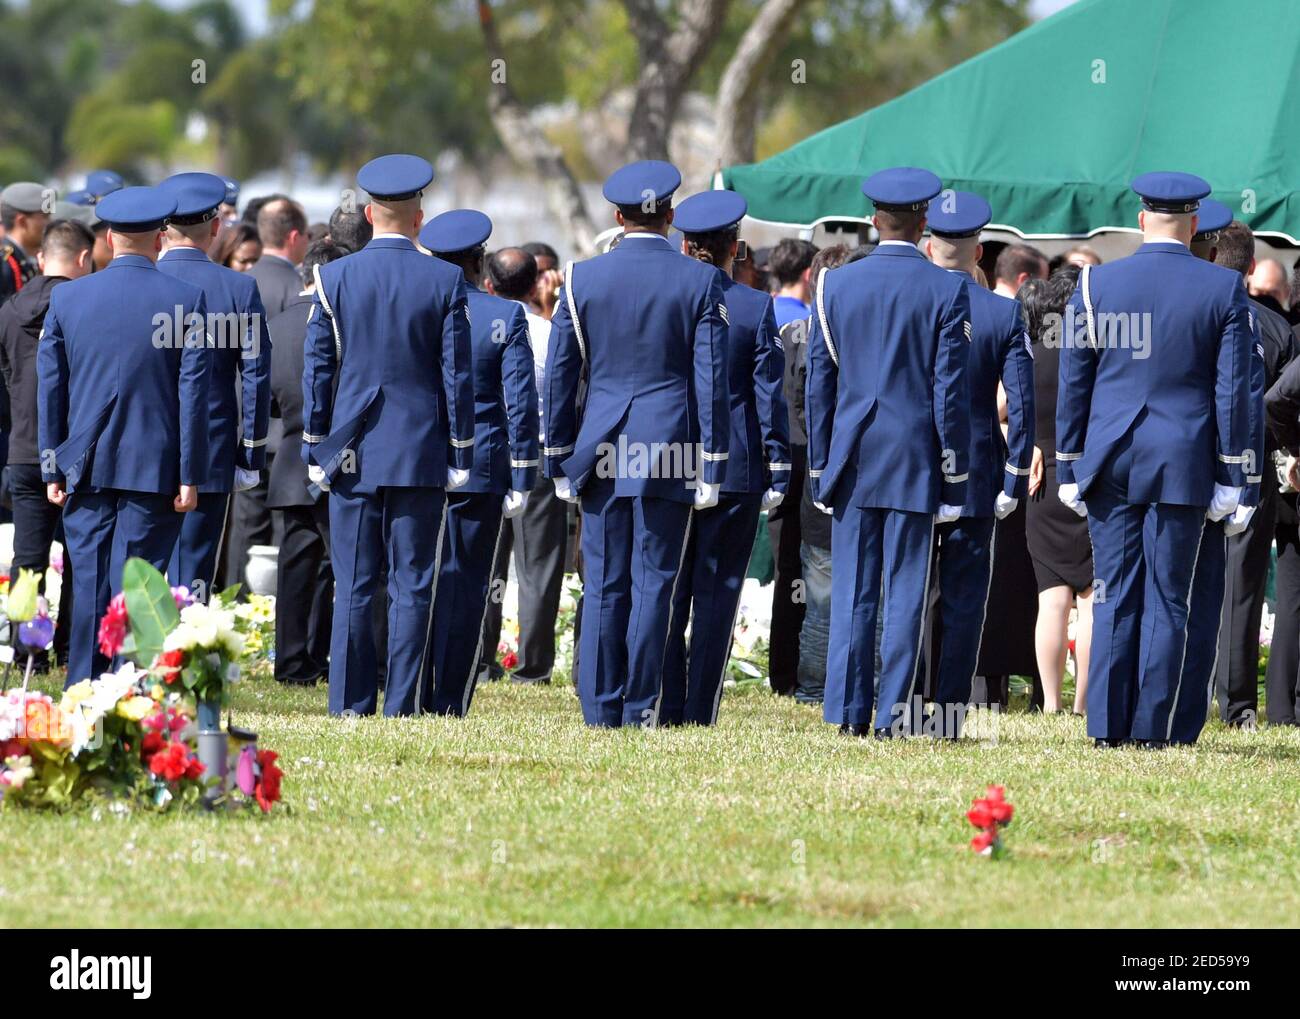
top-left (122, 557), bottom-right (180, 666)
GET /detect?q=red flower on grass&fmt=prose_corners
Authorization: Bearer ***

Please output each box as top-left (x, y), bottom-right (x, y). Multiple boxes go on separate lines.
top-left (149, 741), bottom-right (203, 783)
top-left (254, 750), bottom-right (282, 813)
top-left (966, 784), bottom-right (1014, 857)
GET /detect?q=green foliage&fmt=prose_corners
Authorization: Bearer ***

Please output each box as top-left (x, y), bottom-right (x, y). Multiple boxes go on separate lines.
top-left (121, 558), bottom-right (180, 667)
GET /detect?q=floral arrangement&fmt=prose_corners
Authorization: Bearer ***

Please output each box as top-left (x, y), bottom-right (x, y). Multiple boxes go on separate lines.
top-left (234, 594), bottom-right (276, 679)
top-left (726, 578), bottom-right (771, 686)
top-left (967, 784), bottom-right (1014, 857)
top-left (1, 558), bottom-right (283, 813)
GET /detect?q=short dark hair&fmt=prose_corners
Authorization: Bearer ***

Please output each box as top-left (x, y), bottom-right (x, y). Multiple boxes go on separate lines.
top-left (240, 195), bottom-right (272, 227)
top-left (521, 241), bottom-right (559, 266)
top-left (995, 243), bottom-right (1047, 286)
top-left (256, 196), bottom-right (307, 249)
top-left (769, 238), bottom-right (817, 286)
top-left (1018, 266), bottom-right (1080, 345)
top-left (1213, 221), bottom-right (1255, 278)
top-left (328, 205), bottom-right (373, 253)
top-left (808, 244), bottom-right (852, 302)
top-left (301, 239), bottom-right (348, 286)
top-left (617, 202), bottom-right (671, 231)
top-left (488, 247), bottom-right (539, 301)
top-left (41, 218), bottom-right (95, 260)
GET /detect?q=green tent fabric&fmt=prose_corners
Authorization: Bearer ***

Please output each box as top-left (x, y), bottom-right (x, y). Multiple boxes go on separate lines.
top-left (723, 0), bottom-right (1300, 242)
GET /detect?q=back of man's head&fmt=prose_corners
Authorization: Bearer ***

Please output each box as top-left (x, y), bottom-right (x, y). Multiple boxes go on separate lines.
top-left (994, 243), bottom-right (1047, 289)
top-left (301, 239), bottom-right (348, 288)
top-left (1213, 222), bottom-right (1255, 278)
top-left (521, 241), bottom-right (559, 271)
top-left (488, 247), bottom-right (539, 301)
top-left (328, 205), bottom-right (373, 253)
top-left (40, 218), bottom-right (95, 277)
top-left (769, 238), bottom-right (817, 287)
top-left (257, 195), bottom-right (307, 250)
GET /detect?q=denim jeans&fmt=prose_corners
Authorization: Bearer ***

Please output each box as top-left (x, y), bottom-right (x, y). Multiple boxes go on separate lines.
top-left (795, 541), bottom-right (832, 703)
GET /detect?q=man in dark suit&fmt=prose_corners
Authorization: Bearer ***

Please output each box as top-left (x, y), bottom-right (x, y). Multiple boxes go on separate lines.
top-left (225, 195), bottom-right (309, 593)
top-left (267, 239), bottom-right (346, 685)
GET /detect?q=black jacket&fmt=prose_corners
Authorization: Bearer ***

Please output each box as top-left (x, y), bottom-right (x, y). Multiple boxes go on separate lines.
top-left (1259, 299), bottom-right (1300, 453)
top-left (248, 254), bottom-right (302, 319)
top-left (266, 295), bottom-right (316, 508)
top-left (0, 273), bottom-right (65, 465)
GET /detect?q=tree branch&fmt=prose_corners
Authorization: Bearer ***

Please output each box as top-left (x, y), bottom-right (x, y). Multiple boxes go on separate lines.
top-left (477, 0), bottom-right (597, 255)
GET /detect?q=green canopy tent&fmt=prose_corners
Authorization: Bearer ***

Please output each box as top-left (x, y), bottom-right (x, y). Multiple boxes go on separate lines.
top-left (722, 0), bottom-right (1300, 243)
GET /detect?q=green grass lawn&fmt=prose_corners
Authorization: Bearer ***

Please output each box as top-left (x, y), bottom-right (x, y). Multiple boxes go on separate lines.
top-left (4, 673), bottom-right (1299, 928)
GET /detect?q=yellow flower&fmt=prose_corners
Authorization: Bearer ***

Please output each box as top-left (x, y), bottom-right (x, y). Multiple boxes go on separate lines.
top-left (60, 679), bottom-right (94, 712)
top-left (116, 696), bottom-right (155, 722)
top-left (5, 568), bottom-right (39, 622)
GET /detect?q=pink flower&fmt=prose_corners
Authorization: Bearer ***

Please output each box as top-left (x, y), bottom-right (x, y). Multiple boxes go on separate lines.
top-left (97, 593), bottom-right (129, 658)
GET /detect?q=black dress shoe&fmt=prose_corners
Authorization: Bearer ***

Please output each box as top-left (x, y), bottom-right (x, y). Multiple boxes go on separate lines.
top-left (1135, 738), bottom-right (1168, 750)
top-left (277, 676), bottom-right (320, 687)
top-left (1093, 737), bottom-right (1122, 748)
top-left (839, 723), bottom-right (872, 737)
top-left (873, 727), bottom-right (894, 741)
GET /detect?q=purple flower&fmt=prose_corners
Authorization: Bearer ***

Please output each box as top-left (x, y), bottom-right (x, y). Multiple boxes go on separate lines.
top-left (171, 586), bottom-right (194, 610)
top-left (18, 613), bottom-right (55, 652)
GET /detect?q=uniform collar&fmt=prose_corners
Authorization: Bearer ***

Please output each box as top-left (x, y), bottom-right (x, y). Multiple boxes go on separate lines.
top-left (617, 231), bottom-right (674, 249)
top-left (1138, 238), bottom-right (1191, 256)
top-left (160, 246), bottom-right (212, 262)
top-left (366, 234), bottom-right (417, 249)
top-left (107, 254), bottom-right (157, 270)
top-left (872, 240), bottom-right (923, 258)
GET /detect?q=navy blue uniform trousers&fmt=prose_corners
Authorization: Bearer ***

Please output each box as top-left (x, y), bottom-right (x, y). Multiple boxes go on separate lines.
top-left (62, 488), bottom-right (184, 686)
top-left (930, 514), bottom-right (997, 735)
top-left (424, 491), bottom-right (505, 716)
top-left (577, 479), bottom-right (692, 728)
top-left (1169, 522), bottom-right (1226, 744)
top-left (660, 493), bottom-right (761, 726)
top-left (327, 483), bottom-right (445, 717)
top-left (168, 491), bottom-right (231, 601)
top-left (824, 503), bottom-right (935, 733)
top-left (1085, 464), bottom-right (1206, 742)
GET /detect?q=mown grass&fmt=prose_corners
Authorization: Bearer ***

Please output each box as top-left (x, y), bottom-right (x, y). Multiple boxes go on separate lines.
top-left (3, 675), bottom-right (1298, 928)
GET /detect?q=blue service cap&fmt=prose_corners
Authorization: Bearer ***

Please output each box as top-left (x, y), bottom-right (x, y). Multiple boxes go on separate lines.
top-left (862, 167), bottom-right (943, 211)
top-left (419, 208), bottom-right (493, 254)
top-left (674, 190), bottom-right (747, 234)
top-left (85, 170), bottom-right (125, 198)
top-left (357, 154), bottom-right (434, 201)
top-left (1193, 198), bottom-right (1232, 239)
top-left (927, 190), bottom-right (991, 238)
top-left (158, 172), bottom-right (227, 223)
top-left (602, 160), bottom-right (681, 209)
top-left (222, 178), bottom-right (240, 206)
top-left (95, 186), bottom-right (176, 232)
top-left (65, 189), bottom-right (97, 207)
top-left (1131, 171), bottom-right (1211, 213)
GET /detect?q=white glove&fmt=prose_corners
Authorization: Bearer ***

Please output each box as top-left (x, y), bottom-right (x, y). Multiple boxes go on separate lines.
top-left (446, 467), bottom-right (470, 491)
top-left (307, 464), bottom-right (330, 493)
top-left (760, 488), bottom-right (784, 512)
top-left (1207, 484), bottom-right (1243, 522)
top-left (502, 489), bottom-right (527, 518)
top-left (813, 500), bottom-right (833, 515)
top-left (994, 492), bottom-right (1018, 520)
top-left (1223, 502), bottom-right (1255, 537)
top-left (233, 467), bottom-right (260, 492)
top-left (553, 477), bottom-right (578, 503)
top-left (693, 480), bottom-right (720, 510)
top-left (936, 504), bottom-right (962, 524)
top-left (1058, 482), bottom-right (1087, 518)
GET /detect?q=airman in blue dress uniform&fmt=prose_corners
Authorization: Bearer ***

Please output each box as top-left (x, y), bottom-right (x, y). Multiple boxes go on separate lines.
top-left (1170, 198), bottom-right (1265, 744)
top-left (922, 191), bottom-right (1035, 736)
top-left (659, 189), bottom-right (791, 726)
top-left (806, 167), bottom-right (971, 738)
top-left (37, 186), bottom-right (212, 684)
top-left (544, 160), bottom-right (730, 728)
top-left (156, 172), bottom-right (272, 602)
top-left (301, 154), bottom-right (476, 717)
top-left (418, 209), bottom-right (539, 717)
top-left (1056, 174), bottom-right (1254, 748)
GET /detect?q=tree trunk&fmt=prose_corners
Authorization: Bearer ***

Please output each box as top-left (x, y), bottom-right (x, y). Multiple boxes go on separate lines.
top-left (623, 0), bottom-right (732, 161)
top-left (476, 1), bottom-right (598, 255)
top-left (715, 0), bottom-right (812, 170)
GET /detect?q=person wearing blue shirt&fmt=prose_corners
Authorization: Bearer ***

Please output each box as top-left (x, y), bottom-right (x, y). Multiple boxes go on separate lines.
top-left (659, 190), bottom-right (792, 726)
top-left (806, 167), bottom-right (971, 739)
top-left (38, 186), bottom-right (212, 684)
top-left (156, 172), bottom-right (272, 604)
top-left (544, 160), bottom-right (730, 728)
top-left (1056, 173), bottom-right (1254, 748)
top-left (418, 209), bottom-right (539, 717)
top-left (301, 154), bottom-right (476, 717)
top-left (769, 238), bottom-right (816, 328)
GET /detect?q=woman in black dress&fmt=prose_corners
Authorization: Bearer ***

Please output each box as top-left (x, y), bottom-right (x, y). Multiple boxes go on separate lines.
top-left (1022, 268), bottom-right (1094, 714)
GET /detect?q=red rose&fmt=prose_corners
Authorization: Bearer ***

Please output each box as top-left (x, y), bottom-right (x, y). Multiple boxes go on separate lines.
top-left (966, 799), bottom-right (994, 829)
top-left (990, 800), bottom-right (1014, 825)
top-left (155, 648), bottom-right (185, 684)
top-left (255, 750), bottom-right (282, 813)
top-left (985, 785), bottom-right (1006, 803)
top-left (500, 650), bottom-right (519, 670)
top-left (971, 830), bottom-right (997, 853)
